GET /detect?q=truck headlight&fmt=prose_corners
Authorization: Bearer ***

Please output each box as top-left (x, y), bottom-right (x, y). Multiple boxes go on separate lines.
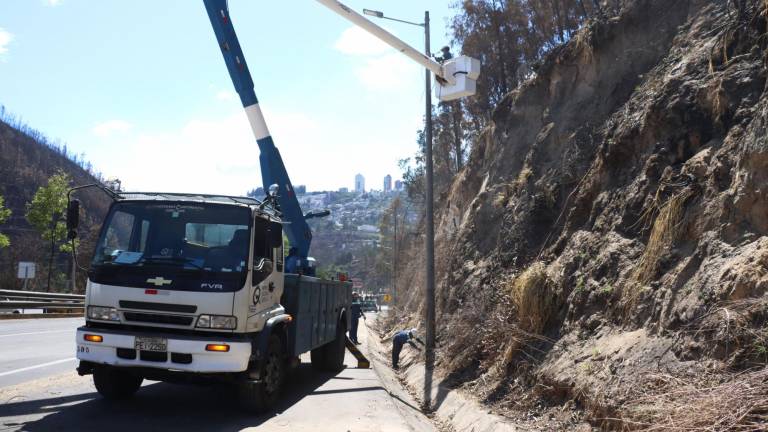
top-left (87, 306), bottom-right (120, 321)
top-left (196, 314), bottom-right (237, 329)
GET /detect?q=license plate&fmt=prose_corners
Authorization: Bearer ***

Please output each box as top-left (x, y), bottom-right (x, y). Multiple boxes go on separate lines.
top-left (135, 336), bottom-right (167, 352)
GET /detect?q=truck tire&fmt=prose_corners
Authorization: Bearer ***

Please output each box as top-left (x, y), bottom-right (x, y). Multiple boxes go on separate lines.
top-left (323, 320), bottom-right (346, 372)
top-left (310, 345), bottom-right (326, 371)
top-left (93, 366), bottom-right (143, 400)
top-left (238, 335), bottom-right (285, 413)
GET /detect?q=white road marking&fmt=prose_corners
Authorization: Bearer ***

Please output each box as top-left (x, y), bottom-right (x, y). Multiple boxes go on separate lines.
top-left (0, 330), bottom-right (72, 338)
top-left (0, 358), bottom-right (76, 377)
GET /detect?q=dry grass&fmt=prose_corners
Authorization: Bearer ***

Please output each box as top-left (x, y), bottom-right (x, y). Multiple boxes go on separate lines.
top-left (617, 368), bottom-right (768, 431)
top-left (693, 296), bottom-right (768, 366)
top-left (625, 190), bottom-right (692, 309)
top-left (508, 262), bottom-right (556, 335)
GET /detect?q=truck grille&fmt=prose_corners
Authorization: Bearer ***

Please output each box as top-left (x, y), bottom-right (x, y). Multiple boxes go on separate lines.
top-left (123, 312), bottom-right (194, 326)
top-left (119, 300), bottom-right (197, 313)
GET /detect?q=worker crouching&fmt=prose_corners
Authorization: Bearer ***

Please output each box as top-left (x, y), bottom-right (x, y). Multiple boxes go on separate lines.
top-left (392, 328), bottom-right (424, 369)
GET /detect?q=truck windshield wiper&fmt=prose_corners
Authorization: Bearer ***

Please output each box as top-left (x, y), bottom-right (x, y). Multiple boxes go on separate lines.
top-left (140, 256), bottom-right (204, 270)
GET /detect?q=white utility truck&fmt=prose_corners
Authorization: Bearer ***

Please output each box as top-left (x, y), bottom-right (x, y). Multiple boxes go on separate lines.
top-left (71, 191), bottom-right (350, 412)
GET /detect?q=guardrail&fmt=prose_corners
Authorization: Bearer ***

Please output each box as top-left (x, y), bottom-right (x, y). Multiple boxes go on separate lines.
top-left (0, 289), bottom-right (85, 311)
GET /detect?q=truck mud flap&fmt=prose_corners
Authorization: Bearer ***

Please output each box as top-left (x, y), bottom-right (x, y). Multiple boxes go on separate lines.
top-left (344, 336), bottom-right (370, 368)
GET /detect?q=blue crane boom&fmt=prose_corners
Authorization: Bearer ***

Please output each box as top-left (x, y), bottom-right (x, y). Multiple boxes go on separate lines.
top-left (202, 0), bottom-right (313, 270)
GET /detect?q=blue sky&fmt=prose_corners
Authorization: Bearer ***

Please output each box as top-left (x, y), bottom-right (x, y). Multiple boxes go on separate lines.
top-left (0, 0), bottom-right (457, 195)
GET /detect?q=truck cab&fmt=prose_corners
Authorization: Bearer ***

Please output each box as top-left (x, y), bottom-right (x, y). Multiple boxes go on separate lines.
top-left (75, 192), bottom-right (350, 411)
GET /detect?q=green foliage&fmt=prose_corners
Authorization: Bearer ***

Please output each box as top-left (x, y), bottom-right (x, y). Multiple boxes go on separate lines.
top-left (317, 264), bottom-right (348, 281)
top-left (25, 171), bottom-right (76, 252)
top-left (0, 194), bottom-right (10, 248)
top-left (600, 284), bottom-right (614, 295)
top-left (575, 274), bottom-right (586, 293)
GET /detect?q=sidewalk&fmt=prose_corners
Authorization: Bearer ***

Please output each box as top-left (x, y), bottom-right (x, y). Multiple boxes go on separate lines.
top-left (359, 314), bottom-right (522, 432)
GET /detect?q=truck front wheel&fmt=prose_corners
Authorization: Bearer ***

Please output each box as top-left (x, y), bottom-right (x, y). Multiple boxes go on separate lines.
top-left (93, 366), bottom-right (143, 400)
top-left (238, 334), bottom-right (285, 413)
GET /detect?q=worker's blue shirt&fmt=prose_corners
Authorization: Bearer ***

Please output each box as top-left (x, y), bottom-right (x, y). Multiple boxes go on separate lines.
top-left (351, 302), bottom-right (363, 320)
top-left (393, 330), bottom-right (411, 345)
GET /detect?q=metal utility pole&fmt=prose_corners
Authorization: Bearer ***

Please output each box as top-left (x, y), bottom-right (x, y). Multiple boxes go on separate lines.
top-left (392, 203), bottom-right (398, 306)
top-left (423, 10), bottom-right (437, 409)
top-left (320, 0), bottom-right (480, 409)
top-left (47, 211), bottom-right (61, 292)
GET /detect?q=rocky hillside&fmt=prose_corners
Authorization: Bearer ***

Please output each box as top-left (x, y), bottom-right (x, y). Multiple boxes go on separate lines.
top-left (389, 0), bottom-right (768, 429)
top-left (0, 116), bottom-right (111, 292)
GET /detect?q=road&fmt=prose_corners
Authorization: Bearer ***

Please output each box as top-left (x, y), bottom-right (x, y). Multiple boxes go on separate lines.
top-left (0, 318), bottom-right (82, 388)
top-left (0, 316), bottom-right (432, 432)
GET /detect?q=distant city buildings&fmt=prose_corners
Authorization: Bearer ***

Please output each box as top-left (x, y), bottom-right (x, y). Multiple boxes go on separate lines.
top-left (394, 180), bottom-right (403, 191)
top-left (383, 175), bottom-right (392, 193)
top-left (355, 173), bottom-right (365, 194)
top-left (338, 187), bottom-right (349, 193)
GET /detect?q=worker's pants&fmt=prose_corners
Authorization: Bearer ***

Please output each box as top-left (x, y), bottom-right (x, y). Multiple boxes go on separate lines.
top-left (350, 317), bottom-right (360, 343)
top-left (392, 338), bottom-right (405, 368)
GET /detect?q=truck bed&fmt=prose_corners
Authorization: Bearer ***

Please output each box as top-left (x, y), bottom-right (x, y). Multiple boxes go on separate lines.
top-left (281, 274), bottom-right (351, 357)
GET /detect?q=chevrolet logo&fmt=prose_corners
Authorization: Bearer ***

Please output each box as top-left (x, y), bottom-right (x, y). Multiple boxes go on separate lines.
top-left (146, 277), bottom-right (172, 287)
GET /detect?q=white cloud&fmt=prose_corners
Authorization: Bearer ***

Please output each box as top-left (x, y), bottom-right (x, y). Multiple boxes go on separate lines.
top-left (333, 26), bottom-right (422, 92)
top-left (0, 28), bottom-right (13, 55)
top-left (44, 0), bottom-right (62, 6)
top-left (83, 106), bottom-right (423, 195)
top-left (333, 26), bottom-right (392, 56)
top-left (355, 53), bottom-right (416, 92)
top-left (89, 109), bottom-right (322, 195)
top-left (215, 90), bottom-right (236, 102)
top-left (91, 120), bottom-right (133, 138)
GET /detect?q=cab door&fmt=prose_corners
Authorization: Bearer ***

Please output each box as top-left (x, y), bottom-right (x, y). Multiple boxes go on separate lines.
top-left (238, 216), bottom-right (285, 333)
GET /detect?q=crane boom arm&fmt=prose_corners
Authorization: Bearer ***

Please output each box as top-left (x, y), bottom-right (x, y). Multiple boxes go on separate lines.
top-left (202, 0), bottom-right (314, 267)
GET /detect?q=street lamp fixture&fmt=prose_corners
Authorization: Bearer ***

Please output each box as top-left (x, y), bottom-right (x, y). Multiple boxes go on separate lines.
top-left (362, 8), bottom-right (383, 18)
top-left (363, 8), bottom-right (424, 27)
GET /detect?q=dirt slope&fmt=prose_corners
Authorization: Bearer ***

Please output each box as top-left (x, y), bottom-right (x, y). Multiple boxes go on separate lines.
top-left (390, 0), bottom-right (768, 429)
top-left (0, 119), bottom-right (110, 291)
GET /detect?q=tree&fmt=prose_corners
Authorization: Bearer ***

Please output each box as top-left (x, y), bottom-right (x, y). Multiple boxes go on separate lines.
top-left (0, 195), bottom-right (11, 249)
top-left (26, 171), bottom-right (73, 252)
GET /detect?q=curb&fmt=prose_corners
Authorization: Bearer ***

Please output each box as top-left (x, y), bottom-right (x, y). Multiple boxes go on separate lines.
top-left (364, 317), bottom-right (523, 432)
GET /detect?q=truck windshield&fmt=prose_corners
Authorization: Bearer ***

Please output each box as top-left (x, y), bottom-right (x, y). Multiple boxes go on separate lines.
top-left (89, 201), bottom-right (251, 292)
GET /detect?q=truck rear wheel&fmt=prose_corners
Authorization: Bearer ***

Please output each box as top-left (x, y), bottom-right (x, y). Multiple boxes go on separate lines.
top-left (323, 319), bottom-right (346, 372)
top-left (238, 335), bottom-right (285, 413)
top-left (93, 366), bottom-right (143, 400)
top-left (310, 345), bottom-right (326, 371)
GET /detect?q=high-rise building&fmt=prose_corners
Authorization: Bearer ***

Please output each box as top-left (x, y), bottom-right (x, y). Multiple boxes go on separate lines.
top-left (394, 180), bottom-right (404, 191)
top-left (383, 174), bottom-right (392, 193)
top-left (354, 174), bottom-right (365, 193)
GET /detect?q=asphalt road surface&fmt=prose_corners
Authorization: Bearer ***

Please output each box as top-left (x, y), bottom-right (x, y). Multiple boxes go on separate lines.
top-left (0, 318), bottom-right (82, 388)
top-left (0, 316), bottom-right (432, 432)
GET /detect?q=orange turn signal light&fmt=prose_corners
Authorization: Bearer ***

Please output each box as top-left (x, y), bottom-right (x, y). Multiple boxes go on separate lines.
top-left (285, 315), bottom-right (293, 323)
top-left (205, 344), bottom-right (230, 352)
top-left (84, 334), bottom-right (103, 343)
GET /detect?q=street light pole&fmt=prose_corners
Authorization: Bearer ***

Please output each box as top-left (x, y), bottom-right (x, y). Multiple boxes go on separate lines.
top-left (423, 10), bottom-right (437, 410)
top-left (359, 4), bottom-right (437, 408)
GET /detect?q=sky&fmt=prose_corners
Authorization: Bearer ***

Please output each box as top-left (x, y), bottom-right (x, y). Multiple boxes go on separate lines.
top-left (0, 0), bottom-right (457, 195)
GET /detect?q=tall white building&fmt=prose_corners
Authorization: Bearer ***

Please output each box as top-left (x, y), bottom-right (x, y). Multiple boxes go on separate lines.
top-left (383, 174), bottom-right (392, 193)
top-left (355, 173), bottom-right (365, 193)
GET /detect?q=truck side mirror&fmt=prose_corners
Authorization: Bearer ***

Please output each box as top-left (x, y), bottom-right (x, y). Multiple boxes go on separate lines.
top-left (66, 199), bottom-right (80, 240)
